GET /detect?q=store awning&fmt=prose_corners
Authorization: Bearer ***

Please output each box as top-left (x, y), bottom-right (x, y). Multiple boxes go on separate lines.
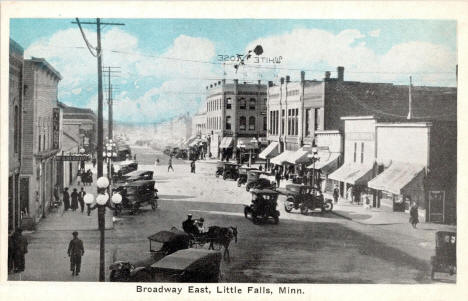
top-left (237, 138), bottom-right (259, 150)
top-left (189, 139), bottom-right (201, 147)
top-left (219, 137), bottom-right (233, 149)
top-left (259, 142), bottom-right (279, 159)
top-left (184, 135), bottom-right (197, 147)
top-left (368, 161), bottom-right (425, 195)
top-left (270, 150), bottom-right (295, 165)
top-left (328, 164), bottom-right (374, 185)
top-left (285, 148), bottom-right (310, 164)
top-left (307, 152), bottom-right (340, 173)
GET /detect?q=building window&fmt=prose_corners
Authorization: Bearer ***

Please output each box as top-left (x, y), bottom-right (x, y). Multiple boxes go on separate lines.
top-left (263, 116), bottom-right (267, 131)
top-left (239, 116), bottom-right (246, 130)
top-left (226, 116), bottom-right (232, 130)
top-left (226, 98), bottom-right (232, 109)
top-left (14, 105), bottom-right (19, 153)
top-left (294, 109), bottom-right (299, 135)
top-left (281, 109), bottom-right (285, 135)
top-left (239, 98), bottom-right (246, 109)
top-left (249, 98), bottom-right (256, 110)
top-left (249, 116), bottom-right (256, 130)
top-left (287, 109), bottom-right (292, 135)
top-left (361, 142), bottom-right (364, 163)
top-left (314, 108), bottom-right (319, 131)
top-left (354, 142), bottom-right (357, 163)
top-left (276, 111), bottom-right (279, 135)
top-left (305, 108), bottom-right (311, 137)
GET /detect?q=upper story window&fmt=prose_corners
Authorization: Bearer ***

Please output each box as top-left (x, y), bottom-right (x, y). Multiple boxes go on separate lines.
top-left (249, 116), bottom-right (256, 130)
top-left (226, 98), bottom-right (232, 110)
top-left (239, 98), bottom-right (246, 109)
top-left (263, 116), bottom-right (267, 131)
top-left (239, 116), bottom-right (246, 130)
top-left (354, 142), bottom-right (357, 163)
top-left (249, 98), bottom-right (256, 110)
top-left (361, 142), bottom-right (365, 163)
top-left (225, 116), bottom-right (232, 130)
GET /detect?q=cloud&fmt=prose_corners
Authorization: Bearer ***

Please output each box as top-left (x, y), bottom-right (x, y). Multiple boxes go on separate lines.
top-left (369, 29), bottom-right (381, 38)
top-left (72, 88), bottom-right (82, 95)
top-left (245, 28), bottom-right (456, 86)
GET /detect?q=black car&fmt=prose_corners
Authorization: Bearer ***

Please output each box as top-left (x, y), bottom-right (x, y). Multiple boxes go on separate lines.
top-left (113, 180), bottom-right (158, 215)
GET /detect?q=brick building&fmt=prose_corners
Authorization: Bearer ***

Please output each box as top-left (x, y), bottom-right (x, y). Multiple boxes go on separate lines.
top-left (205, 79), bottom-right (267, 159)
top-left (59, 102), bottom-right (97, 154)
top-left (8, 39), bottom-right (24, 233)
top-left (20, 57), bottom-right (62, 225)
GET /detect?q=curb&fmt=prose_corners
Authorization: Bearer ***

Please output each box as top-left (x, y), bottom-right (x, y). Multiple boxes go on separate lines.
top-left (331, 210), bottom-right (407, 226)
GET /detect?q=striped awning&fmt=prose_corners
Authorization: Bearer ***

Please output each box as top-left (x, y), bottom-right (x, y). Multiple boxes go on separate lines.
top-left (307, 152), bottom-right (340, 174)
top-left (219, 137), bottom-right (233, 148)
top-left (284, 148), bottom-right (310, 164)
top-left (328, 164), bottom-right (374, 185)
top-left (270, 150), bottom-right (295, 165)
top-left (368, 161), bottom-right (425, 195)
top-left (259, 142), bottom-right (279, 159)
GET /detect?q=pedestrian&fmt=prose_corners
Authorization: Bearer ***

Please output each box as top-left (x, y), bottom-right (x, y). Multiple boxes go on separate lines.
top-left (333, 185), bottom-right (340, 204)
top-left (76, 170), bottom-right (82, 186)
top-left (68, 231), bottom-right (84, 276)
top-left (54, 184), bottom-right (61, 206)
top-left (92, 157), bottom-right (96, 168)
top-left (63, 187), bottom-right (70, 211)
top-left (347, 186), bottom-right (353, 203)
top-left (409, 202), bottom-right (419, 228)
top-left (78, 187), bottom-right (86, 214)
top-left (275, 170), bottom-right (281, 188)
top-left (134, 154), bottom-right (137, 160)
top-left (168, 156), bottom-right (174, 172)
top-left (71, 188), bottom-right (79, 211)
top-left (190, 160), bottom-right (196, 173)
top-left (259, 165), bottom-right (263, 171)
top-left (12, 228), bottom-right (28, 273)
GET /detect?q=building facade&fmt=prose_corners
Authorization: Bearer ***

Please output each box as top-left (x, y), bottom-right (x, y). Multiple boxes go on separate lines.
top-left (192, 112), bottom-right (207, 137)
top-left (9, 39), bottom-right (24, 233)
top-left (205, 79), bottom-right (267, 159)
top-left (59, 102), bottom-right (97, 154)
top-left (20, 57), bottom-right (62, 226)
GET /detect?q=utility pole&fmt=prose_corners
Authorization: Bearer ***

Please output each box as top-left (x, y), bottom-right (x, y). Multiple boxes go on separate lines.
top-left (407, 76), bottom-right (413, 120)
top-left (103, 66), bottom-right (120, 141)
top-left (72, 18), bottom-right (124, 283)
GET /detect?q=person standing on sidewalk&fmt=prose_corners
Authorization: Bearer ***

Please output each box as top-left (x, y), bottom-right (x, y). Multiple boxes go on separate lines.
top-left (63, 187), bottom-right (70, 211)
top-left (168, 155), bottom-right (174, 172)
top-left (12, 228), bottom-right (28, 273)
top-left (190, 160), bottom-right (196, 173)
top-left (76, 170), bottom-right (82, 186)
top-left (71, 188), bottom-right (79, 211)
top-left (409, 202), bottom-right (419, 228)
top-left (78, 188), bottom-right (86, 214)
top-left (68, 231), bottom-right (84, 276)
top-left (333, 185), bottom-right (340, 204)
top-left (275, 169), bottom-right (281, 188)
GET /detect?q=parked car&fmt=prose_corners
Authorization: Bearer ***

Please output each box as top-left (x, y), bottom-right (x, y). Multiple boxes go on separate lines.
top-left (114, 170), bottom-right (153, 184)
top-left (278, 184), bottom-right (333, 214)
top-left (245, 170), bottom-right (275, 191)
top-left (237, 167), bottom-right (258, 187)
top-left (113, 180), bottom-right (158, 215)
top-left (222, 162), bottom-right (240, 181)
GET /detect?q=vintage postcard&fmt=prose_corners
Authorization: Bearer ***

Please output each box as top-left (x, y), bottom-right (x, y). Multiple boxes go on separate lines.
top-left (0, 1), bottom-right (466, 301)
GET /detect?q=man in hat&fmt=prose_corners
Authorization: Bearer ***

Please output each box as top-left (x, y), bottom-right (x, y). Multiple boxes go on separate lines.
top-left (12, 228), bottom-right (28, 273)
top-left (68, 231), bottom-right (84, 276)
top-left (182, 214), bottom-right (194, 234)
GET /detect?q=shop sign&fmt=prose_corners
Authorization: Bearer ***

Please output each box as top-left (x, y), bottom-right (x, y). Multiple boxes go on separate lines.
top-left (56, 154), bottom-right (90, 161)
top-left (52, 108), bottom-right (60, 149)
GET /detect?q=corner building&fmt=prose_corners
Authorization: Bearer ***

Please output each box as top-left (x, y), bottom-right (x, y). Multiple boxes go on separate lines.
top-left (205, 79), bottom-right (267, 159)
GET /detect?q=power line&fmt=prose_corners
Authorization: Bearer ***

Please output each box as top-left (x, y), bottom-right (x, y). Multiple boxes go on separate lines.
top-left (74, 18), bottom-right (97, 57)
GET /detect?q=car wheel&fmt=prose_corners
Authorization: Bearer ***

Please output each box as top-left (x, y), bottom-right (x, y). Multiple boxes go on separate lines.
top-left (151, 200), bottom-right (157, 210)
top-left (252, 213), bottom-right (260, 224)
top-left (284, 198), bottom-right (294, 212)
top-left (244, 207), bottom-right (250, 219)
top-left (237, 179), bottom-right (241, 187)
top-left (322, 201), bottom-right (333, 212)
top-left (300, 205), bottom-right (308, 215)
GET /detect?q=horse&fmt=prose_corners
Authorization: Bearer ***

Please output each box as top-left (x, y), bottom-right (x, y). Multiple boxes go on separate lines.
top-left (206, 226), bottom-right (238, 262)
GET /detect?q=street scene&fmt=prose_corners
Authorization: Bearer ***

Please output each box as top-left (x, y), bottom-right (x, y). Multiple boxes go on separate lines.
top-left (7, 18), bottom-right (457, 284)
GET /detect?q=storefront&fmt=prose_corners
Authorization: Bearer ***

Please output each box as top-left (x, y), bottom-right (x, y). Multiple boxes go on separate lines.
top-left (219, 137), bottom-right (233, 161)
top-left (236, 138), bottom-right (259, 165)
top-left (259, 142), bottom-right (279, 170)
top-left (328, 163), bottom-right (374, 202)
top-left (368, 161), bottom-right (425, 217)
top-left (308, 152), bottom-right (341, 192)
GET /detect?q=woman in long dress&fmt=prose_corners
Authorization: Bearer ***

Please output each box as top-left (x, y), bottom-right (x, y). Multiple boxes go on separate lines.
top-left (71, 188), bottom-right (79, 211)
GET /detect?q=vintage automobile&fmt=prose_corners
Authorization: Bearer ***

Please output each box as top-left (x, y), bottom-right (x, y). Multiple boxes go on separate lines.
top-left (245, 170), bottom-right (276, 191)
top-left (112, 161), bottom-right (138, 181)
top-left (113, 180), bottom-right (158, 215)
top-left (279, 184), bottom-right (333, 214)
top-left (109, 229), bottom-right (191, 282)
top-left (431, 231), bottom-right (456, 280)
top-left (114, 170), bottom-right (154, 185)
top-left (222, 162), bottom-right (240, 181)
top-left (244, 189), bottom-right (280, 224)
top-left (215, 161), bottom-right (225, 177)
top-left (237, 166), bottom-right (258, 187)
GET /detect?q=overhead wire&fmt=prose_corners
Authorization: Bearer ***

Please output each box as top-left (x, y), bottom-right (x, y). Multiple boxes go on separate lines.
top-left (75, 18), bottom-right (97, 57)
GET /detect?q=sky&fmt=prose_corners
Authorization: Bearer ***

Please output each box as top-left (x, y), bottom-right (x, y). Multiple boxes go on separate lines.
top-left (10, 19), bottom-right (457, 124)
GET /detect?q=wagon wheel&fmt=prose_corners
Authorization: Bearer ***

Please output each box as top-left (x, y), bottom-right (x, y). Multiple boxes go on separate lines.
top-left (211, 239), bottom-right (223, 251)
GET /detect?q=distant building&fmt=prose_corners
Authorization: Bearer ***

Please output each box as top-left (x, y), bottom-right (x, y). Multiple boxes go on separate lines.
top-left (205, 79), bottom-right (267, 159)
top-left (192, 112), bottom-right (207, 137)
top-left (21, 57), bottom-right (62, 225)
top-left (9, 39), bottom-right (24, 233)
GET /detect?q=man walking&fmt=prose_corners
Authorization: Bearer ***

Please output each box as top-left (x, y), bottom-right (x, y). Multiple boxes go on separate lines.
top-left (78, 187), bottom-right (86, 214)
top-left (12, 228), bottom-right (28, 273)
top-left (71, 188), bottom-right (79, 211)
top-left (333, 185), bottom-right (340, 204)
top-left (63, 187), bottom-right (70, 211)
top-left (190, 160), bottom-right (196, 173)
top-left (168, 155), bottom-right (174, 172)
top-left (68, 231), bottom-right (84, 276)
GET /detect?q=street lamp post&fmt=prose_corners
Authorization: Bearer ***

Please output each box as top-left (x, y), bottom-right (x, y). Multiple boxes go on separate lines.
top-left (249, 137), bottom-right (258, 167)
top-left (83, 173), bottom-right (121, 282)
top-left (308, 147), bottom-right (319, 187)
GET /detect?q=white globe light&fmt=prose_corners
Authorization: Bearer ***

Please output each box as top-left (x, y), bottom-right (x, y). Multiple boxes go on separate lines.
top-left (112, 152), bottom-right (117, 157)
top-left (96, 177), bottom-right (110, 188)
top-left (111, 193), bottom-right (122, 204)
top-left (79, 148), bottom-right (85, 154)
top-left (96, 193), bottom-right (109, 206)
top-left (102, 152), bottom-right (106, 157)
top-left (114, 165), bottom-right (121, 172)
top-left (83, 194), bottom-right (95, 205)
top-left (107, 152), bottom-right (112, 157)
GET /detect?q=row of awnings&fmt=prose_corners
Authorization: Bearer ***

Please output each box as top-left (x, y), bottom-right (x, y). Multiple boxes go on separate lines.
top-left (328, 161), bottom-right (425, 195)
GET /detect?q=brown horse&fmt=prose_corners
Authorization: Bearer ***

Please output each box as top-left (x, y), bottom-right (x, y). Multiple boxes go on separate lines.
top-left (206, 226), bottom-right (238, 262)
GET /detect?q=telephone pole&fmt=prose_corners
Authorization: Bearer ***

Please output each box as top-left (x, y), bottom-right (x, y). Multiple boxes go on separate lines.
top-left (72, 18), bottom-right (124, 282)
top-left (103, 66), bottom-right (121, 140)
